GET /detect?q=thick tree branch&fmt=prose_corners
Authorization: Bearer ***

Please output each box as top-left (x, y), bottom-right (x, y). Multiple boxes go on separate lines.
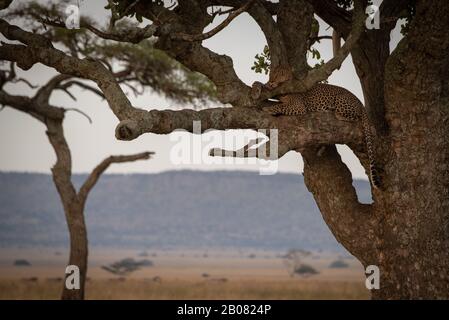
top-left (247, 1), bottom-right (290, 79)
top-left (0, 90), bottom-right (64, 122)
top-left (0, 20), bottom-right (140, 120)
top-left (305, 0), bottom-right (352, 37)
top-left (210, 136), bottom-right (286, 160)
top-left (146, 4), bottom-right (253, 106)
top-left (114, 107), bottom-right (366, 157)
top-left (277, 0), bottom-right (314, 77)
top-left (301, 145), bottom-right (376, 264)
top-left (155, 41), bottom-right (252, 105)
top-left (0, 18), bottom-right (54, 47)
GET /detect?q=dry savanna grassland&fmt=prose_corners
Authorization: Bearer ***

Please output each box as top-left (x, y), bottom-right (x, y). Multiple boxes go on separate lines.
top-left (0, 248), bottom-right (370, 300)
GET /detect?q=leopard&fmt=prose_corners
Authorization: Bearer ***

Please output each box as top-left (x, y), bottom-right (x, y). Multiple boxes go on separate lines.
top-left (264, 83), bottom-right (381, 190)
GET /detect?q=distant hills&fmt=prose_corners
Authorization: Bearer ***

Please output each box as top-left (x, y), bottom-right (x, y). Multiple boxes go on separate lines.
top-left (0, 171), bottom-right (372, 252)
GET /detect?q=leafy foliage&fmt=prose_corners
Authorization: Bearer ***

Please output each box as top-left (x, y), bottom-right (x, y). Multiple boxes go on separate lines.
top-left (251, 45), bottom-right (271, 75)
top-left (251, 45), bottom-right (328, 83)
top-left (105, 0), bottom-right (177, 22)
top-left (335, 0), bottom-right (353, 10)
top-left (311, 60), bottom-right (328, 84)
top-left (399, 0), bottom-right (416, 35)
top-left (3, 0), bottom-right (216, 107)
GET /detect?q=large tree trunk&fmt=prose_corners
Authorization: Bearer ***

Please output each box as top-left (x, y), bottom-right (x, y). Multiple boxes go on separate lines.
top-left (370, 1), bottom-right (449, 298)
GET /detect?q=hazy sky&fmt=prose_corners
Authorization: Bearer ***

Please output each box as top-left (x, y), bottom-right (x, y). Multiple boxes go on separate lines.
top-left (0, 0), bottom-right (400, 179)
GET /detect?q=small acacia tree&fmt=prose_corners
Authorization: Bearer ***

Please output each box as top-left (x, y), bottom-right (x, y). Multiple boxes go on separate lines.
top-left (0, 63), bottom-right (153, 299)
top-left (1, 0), bottom-right (448, 299)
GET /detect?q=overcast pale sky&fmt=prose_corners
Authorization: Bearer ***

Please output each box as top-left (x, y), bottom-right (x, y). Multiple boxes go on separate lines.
top-left (0, 0), bottom-right (400, 179)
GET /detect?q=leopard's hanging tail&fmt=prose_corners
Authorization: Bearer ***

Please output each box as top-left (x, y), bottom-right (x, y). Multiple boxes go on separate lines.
top-left (361, 111), bottom-right (381, 190)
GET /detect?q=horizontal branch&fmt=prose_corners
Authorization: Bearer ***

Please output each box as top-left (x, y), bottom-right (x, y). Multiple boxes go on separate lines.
top-left (210, 137), bottom-right (287, 160)
top-left (0, 19), bottom-right (140, 120)
top-left (0, 90), bottom-right (64, 122)
top-left (114, 107), bottom-right (366, 157)
top-left (0, 18), bottom-right (54, 48)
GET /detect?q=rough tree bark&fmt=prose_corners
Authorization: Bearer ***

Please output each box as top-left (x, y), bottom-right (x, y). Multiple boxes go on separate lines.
top-left (373, 1), bottom-right (449, 298)
top-left (1, 0), bottom-right (449, 299)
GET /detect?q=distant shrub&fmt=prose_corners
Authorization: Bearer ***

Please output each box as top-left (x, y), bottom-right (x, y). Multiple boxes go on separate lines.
top-left (293, 264), bottom-right (319, 277)
top-left (282, 248), bottom-right (312, 277)
top-left (14, 259), bottom-right (31, 266)
top-left (329, 260), bottom-right (349, 269)
top-left (248, 254), bottom-right (256, 259)
top-left (138, 259), bottom-right (154, 267)
top-left (47, 277), bottom-right (63, 282)
top-left (22, 277), bottom-right (38, 282)
top-left (102, 258), bottom-right (153, 276)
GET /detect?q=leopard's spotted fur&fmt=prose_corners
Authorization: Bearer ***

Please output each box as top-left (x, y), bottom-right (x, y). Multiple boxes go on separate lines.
top-left (265, 83), bottom-right (381, 190)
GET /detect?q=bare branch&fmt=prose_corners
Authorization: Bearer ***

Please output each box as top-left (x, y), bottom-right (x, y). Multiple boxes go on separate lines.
top-left (84, 23), bottom-right (157, 44)
top-left (210, 137), bottom-right (288, 160)
top-left (311, 35), bottom-right (333, 42)
top-left (171, 0), bottom-right (256, 42)
top-left (34, 74), bottom-right (71, 104)
top-left (64, 108), bottom-right (93, 124)
top-left (59, 80), bottom-right (105, 100)
top-left (13, 77), bottom-right (38, 89)
top-left (0, 89), bottom-right (64, 122)
top-left (77, 151), bottom-right (154, 202)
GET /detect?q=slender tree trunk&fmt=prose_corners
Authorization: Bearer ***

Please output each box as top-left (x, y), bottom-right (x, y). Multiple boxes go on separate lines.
top-left (61, 201), bottom-right (88, 300)
top-left (46, 119), bottom-right (88, 300)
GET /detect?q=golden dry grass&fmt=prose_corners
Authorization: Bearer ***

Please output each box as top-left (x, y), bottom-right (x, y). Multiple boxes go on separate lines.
top-left (0, 279), bottom-right (370, 300)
